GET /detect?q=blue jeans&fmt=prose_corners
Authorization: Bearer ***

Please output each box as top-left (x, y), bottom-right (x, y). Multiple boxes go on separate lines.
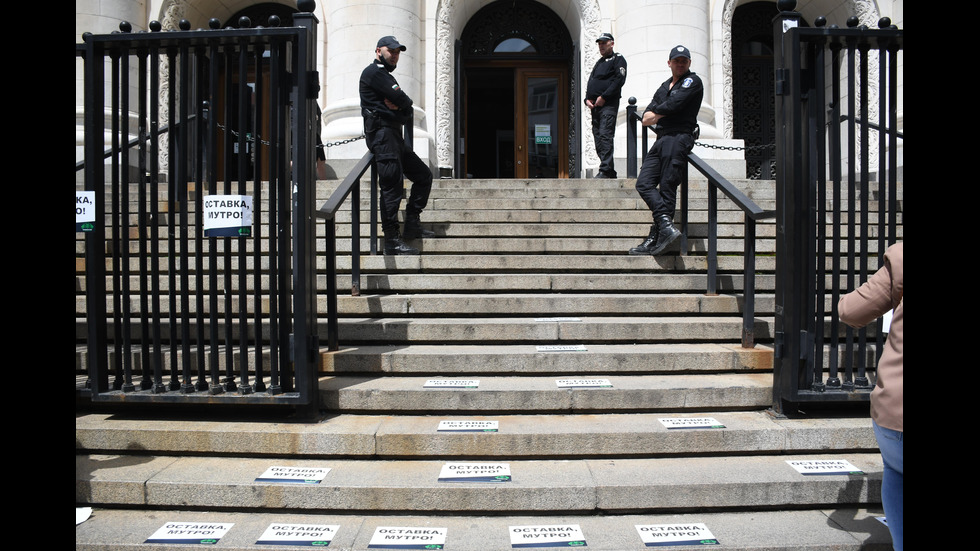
top-left (874, 419), bottom-right (903, 551)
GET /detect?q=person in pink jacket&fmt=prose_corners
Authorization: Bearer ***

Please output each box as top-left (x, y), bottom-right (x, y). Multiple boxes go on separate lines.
top-left (839, 242), bottom-right (903, 551)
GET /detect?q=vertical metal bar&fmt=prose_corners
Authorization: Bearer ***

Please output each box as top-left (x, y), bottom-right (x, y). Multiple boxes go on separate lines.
top-left (855, 40), bottom-right (871, 388)
top-left (177, 43), bottom-right (194, 393)
top-left (742, 219), bottom-right (756, 348)
top-left (370, 162), bottom-right (379, 254)
top-left (706, 184), bottom-right (717, 295)
top-left (83, 37), bottom-right (109, 396)
top-left (207, 39), bottom-right (224, 394)
top-left (222, 47), bottom-right (236, 392)
top-left (150, 44), bottom-right (165, 393)
top-left (827, 39), bottom-right (842, 389)
top-left (325, 219), bottom-right (339, 351)
top-left (194, 44), bottom-right (209, 392)
top-left (137, 47), bottom-right (152, 390)
top-left (352, 178), bottom-right (362, 295)
top-left (626, 98), bottom-right (637, 178)
top-left (812, 34), bottom-right (828, 391)
top-left (252, 43), bottom-right (266, 393)
top-left (236, 36), bottom-right (253, 395)
top-left (678, 162), bottom-right (688, 255)
top-left (165, 46), bottom-right (181, 392)
top-left (267, 38), bottom-right (283, 395)
top-left (843, 34), bottom-right (857, 390)
top-left (120, 45), bottom-right (135, 392)
top-left (110, 48), bottom-right (124, 390)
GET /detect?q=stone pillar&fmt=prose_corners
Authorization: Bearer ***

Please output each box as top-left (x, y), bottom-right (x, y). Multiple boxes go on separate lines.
top-left (321, 0), bottom-right (428, 173)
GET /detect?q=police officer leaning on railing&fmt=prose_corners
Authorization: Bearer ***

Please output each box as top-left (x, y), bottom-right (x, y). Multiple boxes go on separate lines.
top-left (359, 35), bottom-right (434, 255)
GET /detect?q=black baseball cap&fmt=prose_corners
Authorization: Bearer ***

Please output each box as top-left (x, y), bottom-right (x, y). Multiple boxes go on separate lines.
top-left (669, 45), bottom-right (691, 60)
top-left (377, 36), bottom-right (407, 51)
top-left (596, 32), bottom-right (614, 42)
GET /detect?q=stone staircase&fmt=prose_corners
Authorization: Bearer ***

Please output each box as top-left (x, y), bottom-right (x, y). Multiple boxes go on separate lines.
top-left (76, 176), bottom-right (893, 550)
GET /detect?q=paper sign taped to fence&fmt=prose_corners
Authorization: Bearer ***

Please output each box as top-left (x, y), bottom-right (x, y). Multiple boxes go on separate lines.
top-left (424, 379), bottom-right (479, 388)
top-left (256, 523), bottom-right (340, 547)
top-left (437, 420), bottom-right (499, 432)
top-left (438, 462), bottom-right (511, 482)
top-left (203, 194), bottom-right (253, 236)
top-left (536, 345), bottom-right (587, 352)
top-left (556, 378), bottom-right (612, 388)
top-left (786, 459), bottom-right (864, 475)
top-left (144, 522), bottom-right (233, 545)
top-left (255, 465), bottom-right (331, 484)
top-left (635, 523), bottom-right (719, 546)
top-left (76, 191), bottom-right (96, 232)
top-left (509, 524), bottom-right (586, 548)
top-left (368, 526), bottom-right (447, 549)
top-left (658, 417), bottom-right (725, 429)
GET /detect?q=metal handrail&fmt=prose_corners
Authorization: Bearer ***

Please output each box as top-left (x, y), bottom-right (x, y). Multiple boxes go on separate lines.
top-left (626, 100), bottom-right (774, 348)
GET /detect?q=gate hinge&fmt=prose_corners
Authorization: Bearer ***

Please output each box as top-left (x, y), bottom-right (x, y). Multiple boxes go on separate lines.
top-left (774, 68), bottom-right (787, 95)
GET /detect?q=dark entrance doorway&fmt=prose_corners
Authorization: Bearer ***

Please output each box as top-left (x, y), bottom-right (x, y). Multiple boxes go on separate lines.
top-left (460, 0), bottom-right (573, 178)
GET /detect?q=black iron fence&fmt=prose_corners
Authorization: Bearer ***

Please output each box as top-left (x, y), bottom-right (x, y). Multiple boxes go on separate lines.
top-left (77, 8), bottom-right (321, 416)
top-left (771, 4), bottom-right (903, 413)
top-left (625, 102), bottom-right (775, 349)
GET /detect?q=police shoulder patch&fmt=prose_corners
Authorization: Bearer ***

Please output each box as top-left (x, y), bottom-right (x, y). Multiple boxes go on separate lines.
top-left (392, 84), bottom-right (400, 90)
top-left (682, 77), bottom-right (693, 88)
top-left (619, 67), bottom-right (626, 76)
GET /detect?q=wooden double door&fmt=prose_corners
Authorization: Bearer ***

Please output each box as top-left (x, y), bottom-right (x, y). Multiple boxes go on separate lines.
top-left (464, 64), bottom-right (568, 179)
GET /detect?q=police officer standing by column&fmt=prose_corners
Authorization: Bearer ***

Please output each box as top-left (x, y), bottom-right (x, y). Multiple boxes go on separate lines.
top-left (629, 45), bottom-right (703, 256)
top-left (585, 32), bottom-right (627, 179)
top-left (359, 35), bottom-right (434, 255)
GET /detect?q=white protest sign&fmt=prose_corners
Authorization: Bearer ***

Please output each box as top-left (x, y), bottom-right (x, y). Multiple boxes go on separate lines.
top-left (658, 417), bottom-right (725, 429)
top-left (437, 420), bottom-right (499, 432)
top-left (144, 522), bottom-right (234, 545)
top-left (255, 465), bottom-right (331, 484)
top-left (438, 462), bottom-right (511, 482)
top-left (786, 459), bottom-right (864, 475)
top-left (635, 523), bottom-right (719, 546)
top-left (256, 524), bottom-right (340, 547)
top-left (203, 194), bottom-right (253, 237)
top-left (76, 191), bottom-right (96, 232)
top-left (424, 379), bottom-right (479, 389)
top-left (367, 526), bottom-right (447, 549)
top-left (508, 524), bottom-right (586, 548)
top-left (556, 378), bottom-right (612, 388)
top-left (536, 345), bottom-right (587, 352)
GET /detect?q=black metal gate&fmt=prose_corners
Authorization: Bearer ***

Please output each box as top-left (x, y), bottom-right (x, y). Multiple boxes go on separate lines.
top-left (77, 10), bottom-right (321, 416)
top-left (771, 4), bottom-right (903, 414)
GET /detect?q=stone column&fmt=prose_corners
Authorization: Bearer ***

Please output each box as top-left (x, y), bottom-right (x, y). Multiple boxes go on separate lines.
top-left (321, 0), bottom-right (428, 171)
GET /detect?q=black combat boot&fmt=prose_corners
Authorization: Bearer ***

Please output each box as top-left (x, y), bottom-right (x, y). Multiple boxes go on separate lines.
top-left (628, 225), bottom-right (659, 255)
top-left (402, 213), bottom-right (435, 239)
top-left (647, 214), bottom-right (681, 255)
top-left (383, 232), bottom-right (419, 255)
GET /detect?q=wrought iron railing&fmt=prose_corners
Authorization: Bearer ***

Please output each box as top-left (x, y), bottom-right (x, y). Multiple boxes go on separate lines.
top-left (625, 101), bottom-right (775, 349)
top-left (77, 6), bottom-right (321, 416)
top-left (771, 3), bottom-right (903, 414)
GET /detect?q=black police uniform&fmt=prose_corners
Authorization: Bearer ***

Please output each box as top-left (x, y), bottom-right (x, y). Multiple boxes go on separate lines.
top-left (635, 69), bottom-right (703, 220)
top-left (358, 58), bottom-right (432, 239)
top-left (585, 52), bottom-right (627, 178)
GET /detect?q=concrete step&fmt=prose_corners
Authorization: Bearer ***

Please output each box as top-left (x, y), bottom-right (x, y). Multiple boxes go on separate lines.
top-left (78, 409), bottom-right (866, 457)
top-left (320, 373), bottom-right (774, 413)
top-left (323, 343), bottom-right (772, 374)
top-left (75, 452), bottom-right (881, 514)
top-left (75, 508), bottom-right (892, 550)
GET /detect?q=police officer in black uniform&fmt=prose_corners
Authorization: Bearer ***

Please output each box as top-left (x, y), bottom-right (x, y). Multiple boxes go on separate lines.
top-left (585, 32), bottom-right (627, 179)
top-left (629, 45), bottom-right (703, 256)
top-left (359, 35), bottom-right (433, 255)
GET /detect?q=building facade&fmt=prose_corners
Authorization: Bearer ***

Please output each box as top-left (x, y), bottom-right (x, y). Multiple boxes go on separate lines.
top-left (75, 0), bottom-right (904, 180)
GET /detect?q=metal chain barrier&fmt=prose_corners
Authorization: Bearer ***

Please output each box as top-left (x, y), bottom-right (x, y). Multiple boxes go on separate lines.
top-left (695, 140), bottom-right (775, 153)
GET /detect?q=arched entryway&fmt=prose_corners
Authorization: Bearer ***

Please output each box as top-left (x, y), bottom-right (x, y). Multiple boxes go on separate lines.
top-left (460, 0), bottom-right (574, 178)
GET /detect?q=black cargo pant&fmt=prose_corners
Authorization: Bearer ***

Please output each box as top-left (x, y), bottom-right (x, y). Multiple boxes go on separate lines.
top-left (635, 132), bottom-right (694, 219)
top-left (591, 102), bottom-right (619, 177)
top-left (366, 126), bottom-right (432, 235)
